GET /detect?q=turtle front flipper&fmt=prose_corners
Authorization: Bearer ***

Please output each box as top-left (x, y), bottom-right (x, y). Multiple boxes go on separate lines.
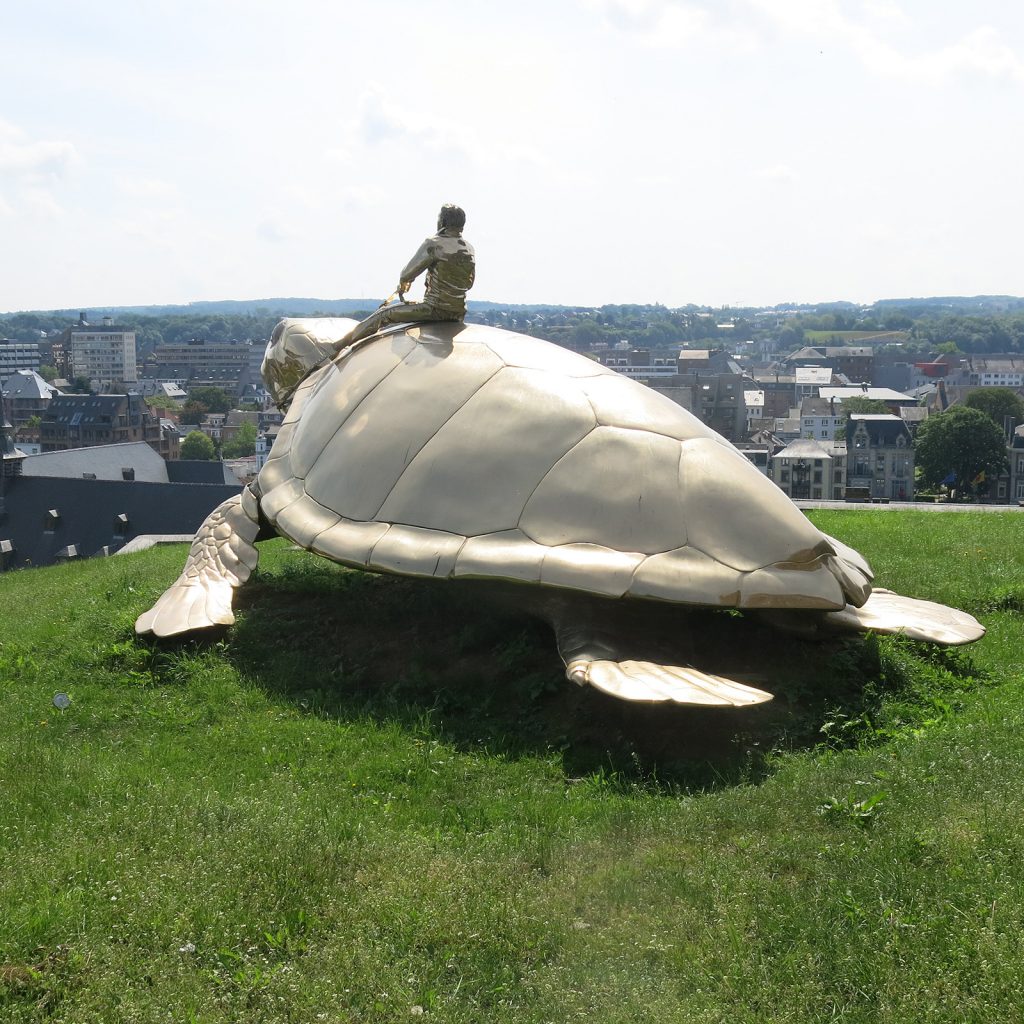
top-left (135, 486), bottom-right (262, 638)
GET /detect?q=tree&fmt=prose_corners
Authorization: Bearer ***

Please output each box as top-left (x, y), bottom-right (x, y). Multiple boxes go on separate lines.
top-left (38, 364), bottom-right (58, 382)
top-left (180, 430), bottom-right (216, 461)
top-left (222, 420), bottom-right (257, 458)
top-left (186, 387), bottom-right (232, 413)
top-left (839, 396), bottom-right (890, 418)
top-left (915, 406), bottom-right (1008, 498)
top-left (180, 400), bottom-right (209, 422)
top-left (963, 388), bottom-right (1024, 428)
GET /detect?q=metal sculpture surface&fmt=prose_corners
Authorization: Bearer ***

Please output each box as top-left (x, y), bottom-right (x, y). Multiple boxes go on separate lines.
top-left (340, 203), bottom-right (475, 346)
top-left (137, 314), bottom-right (984, 707)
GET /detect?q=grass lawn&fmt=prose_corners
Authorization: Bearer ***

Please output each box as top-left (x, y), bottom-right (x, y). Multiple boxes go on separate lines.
top-left (2, 510), bottom-right (1023, 1022)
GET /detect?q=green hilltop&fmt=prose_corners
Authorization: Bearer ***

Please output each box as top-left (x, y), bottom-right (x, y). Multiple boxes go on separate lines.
top-left (2, 510), bottom-right (1024, 1021)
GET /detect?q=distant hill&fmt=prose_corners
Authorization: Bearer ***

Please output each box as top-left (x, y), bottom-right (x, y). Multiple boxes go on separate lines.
top-left (3, 297), bottom-right (531, 318)
top-left (4, 293), bottom-right (1023, 322)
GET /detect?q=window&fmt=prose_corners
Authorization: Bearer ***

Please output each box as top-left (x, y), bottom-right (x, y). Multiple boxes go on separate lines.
top-left (813, 470), bottom-right (823, 483)
top-left (780, 469), bottom-right (790, 482)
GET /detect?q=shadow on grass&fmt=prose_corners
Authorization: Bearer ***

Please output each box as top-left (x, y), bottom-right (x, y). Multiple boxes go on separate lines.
top-left (178, 558), bottom-right (981, 793)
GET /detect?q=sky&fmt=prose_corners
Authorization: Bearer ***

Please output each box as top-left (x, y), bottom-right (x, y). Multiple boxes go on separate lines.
top-left (2, 0), bottom-right (1023, 312)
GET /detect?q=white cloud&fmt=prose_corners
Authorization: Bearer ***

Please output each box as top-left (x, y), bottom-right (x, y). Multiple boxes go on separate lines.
top-left (747, 0), bottom-right (1024, 84)
top-left (754, 163), bottom-right (798, 182)
top-left (0, 119), bottom-right (78, 220)
top-left (116, 176), bottom-right (180, 201)
top-left (585, 0), bottom-right (1024, 83)
top-left (0, 130), bottom-right (77, 180)
top-left (20, 187), bottom-right (64, 219)
top-left (256, 217), bottom-right (292, 243)
top-left (582, 0), bottom-right (757, 50)
top-left (353, 89), bottom-right (467, 159)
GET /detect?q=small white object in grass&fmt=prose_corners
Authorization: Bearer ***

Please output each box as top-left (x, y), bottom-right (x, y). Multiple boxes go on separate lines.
top-left (53, 693), bottom-right (71, 710)
top-left (179, 942), bottom-right (196, 954)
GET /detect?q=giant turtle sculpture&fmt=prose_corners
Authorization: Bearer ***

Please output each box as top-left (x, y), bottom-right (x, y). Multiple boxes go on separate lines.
top-left (136, 317), bottom-right (984, 706)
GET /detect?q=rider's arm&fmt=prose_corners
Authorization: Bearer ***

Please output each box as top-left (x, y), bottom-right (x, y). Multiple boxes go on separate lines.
top-left (398, 239), bottom-right (437, 294)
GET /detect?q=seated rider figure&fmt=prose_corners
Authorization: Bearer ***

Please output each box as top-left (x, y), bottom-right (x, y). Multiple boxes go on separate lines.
top-left (341, 204), bottom-right (475, 345)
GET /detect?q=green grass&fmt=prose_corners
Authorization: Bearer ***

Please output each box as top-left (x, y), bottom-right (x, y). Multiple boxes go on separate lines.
top-left (1, 511), bottom-right (1023, 1021)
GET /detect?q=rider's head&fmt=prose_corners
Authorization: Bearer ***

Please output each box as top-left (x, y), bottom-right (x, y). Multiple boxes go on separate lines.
top-left (437, 204), bottom-right (466, 235)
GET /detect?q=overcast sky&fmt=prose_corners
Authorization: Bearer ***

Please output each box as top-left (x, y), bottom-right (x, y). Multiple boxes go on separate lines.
top-left (2, 0), bottom-right (1023, 312)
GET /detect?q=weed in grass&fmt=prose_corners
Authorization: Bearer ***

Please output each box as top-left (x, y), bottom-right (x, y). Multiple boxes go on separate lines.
top-left (818, 791), bottom-right (889, 828)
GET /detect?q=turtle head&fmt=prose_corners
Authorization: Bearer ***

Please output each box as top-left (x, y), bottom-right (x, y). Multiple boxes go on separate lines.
top-left (262, 319), bottom-right (339, 411)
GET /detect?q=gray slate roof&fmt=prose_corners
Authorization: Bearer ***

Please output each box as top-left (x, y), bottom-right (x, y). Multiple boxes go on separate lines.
top-left (3, 370), bottom-right (62, 400)
top-left (0, 475), bottom-right (240, 570)
top-left (21, 442), bottom-right (169, 482)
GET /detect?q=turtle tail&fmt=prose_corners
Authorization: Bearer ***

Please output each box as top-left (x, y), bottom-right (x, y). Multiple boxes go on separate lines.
top-left (822, 532), bottom-right (873, 608)
top-left (135, 487), bottom-right (262, 638)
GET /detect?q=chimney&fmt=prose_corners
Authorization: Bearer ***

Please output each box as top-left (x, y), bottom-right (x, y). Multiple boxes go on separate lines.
top-left (102, 316), bottom-right (113, 327)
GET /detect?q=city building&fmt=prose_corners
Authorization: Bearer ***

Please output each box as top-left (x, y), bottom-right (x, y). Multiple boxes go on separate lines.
top-left (598, 347), bottom-right (678, 379)
top-left (61, 315), bottom-right (137, 389)
top-left (965, 356), bottom-right (1024, 388)
top-left (798, 396), bottom-right (846, 442)
top-left (785, 345), bottom-right (874, 382)
top-left (770, 438), bottom-right (840, 501)
top-left (40, 394), bottom-right (160, 453)
top-left (0, 340), bottom-right (42, 386)
top-left (140, 338), bottom-right (262, 398)
top-left (844, 414), bottom-right (914, 501)
top-left (818, 385), bottom-right (914, 411)
top-left (1, 370), bottom-right (62, 428)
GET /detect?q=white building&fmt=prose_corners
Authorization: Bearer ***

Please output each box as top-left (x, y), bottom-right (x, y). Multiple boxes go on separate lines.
top-left (0, 341), bottom-right (41, 386)
top-left (743, 389), bottom-right (764, 431)
top-left (67, 318), bottom-right (137, 390)
top-left (967, 358), bottom-right (1024, 387)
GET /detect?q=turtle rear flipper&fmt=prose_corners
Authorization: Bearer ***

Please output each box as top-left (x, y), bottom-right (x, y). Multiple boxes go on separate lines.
top-left (547, 604), bottom-right (774, 707)
top-left (565, 654), bottom-right (774, 706)
top-left (822, 588), bottom-right (985, 646)
top-left (135, 489), bottom-right (261, 638)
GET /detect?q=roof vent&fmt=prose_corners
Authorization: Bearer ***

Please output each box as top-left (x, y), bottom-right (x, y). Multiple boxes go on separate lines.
top-left (0, 538), bottom-right (13, 571)
top-left (121, 467), bottom-right (135, 481)
top-left (44, 508), bottom-right (60, 530)
top-left (114, 513), bottom-right (130, 537)
top-left (55, 544), bottom-right (80, 562)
